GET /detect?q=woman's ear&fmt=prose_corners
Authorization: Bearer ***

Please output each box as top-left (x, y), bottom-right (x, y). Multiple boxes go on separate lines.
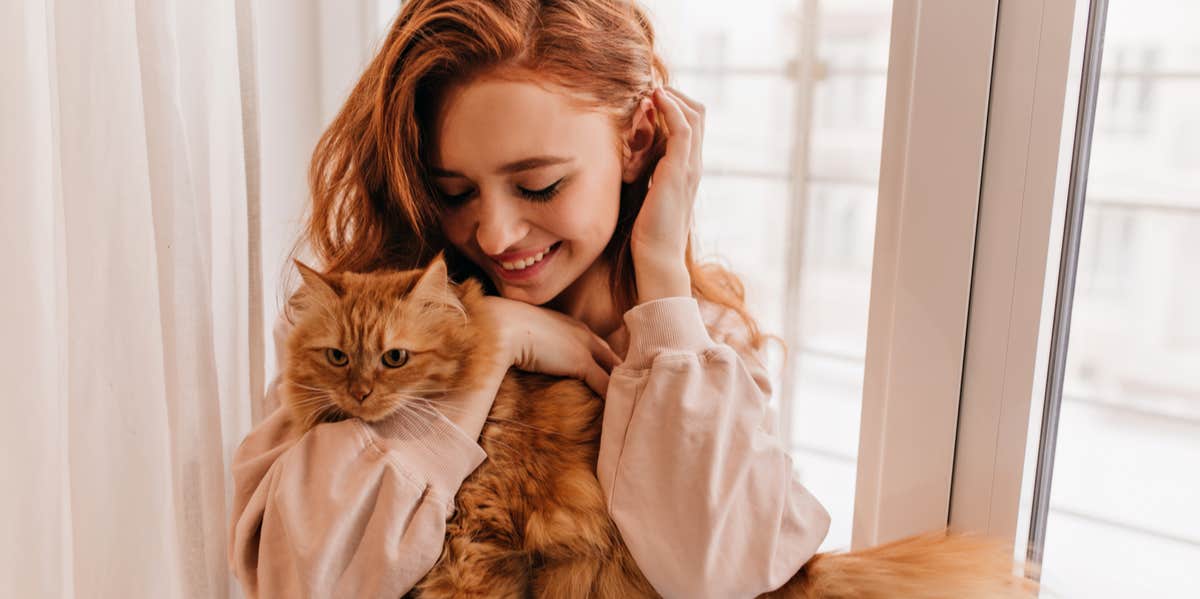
top-left (621, 97), bottom-right (658, 183)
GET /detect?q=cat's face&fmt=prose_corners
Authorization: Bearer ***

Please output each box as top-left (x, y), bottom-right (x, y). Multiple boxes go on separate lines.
top-left (282, 257), bottom-right (485, 428)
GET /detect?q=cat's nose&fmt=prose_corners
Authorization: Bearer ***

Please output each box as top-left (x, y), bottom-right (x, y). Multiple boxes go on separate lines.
top-left (351, 385), bottom-right (373, 403)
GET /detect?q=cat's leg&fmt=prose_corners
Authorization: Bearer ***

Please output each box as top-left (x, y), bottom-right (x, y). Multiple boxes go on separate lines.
top-left (531, 557), bottom-right (602, 598)
top-left (416, 491), bottom-right (532, 599)
top-left (524, 469), bottom-right (659, 598)
top-left (527, 509), bottom-right (659, 599)
top-left (415, 535), bottom-right (530, 599)
top-left (589, 548), bottom-right (660, 599)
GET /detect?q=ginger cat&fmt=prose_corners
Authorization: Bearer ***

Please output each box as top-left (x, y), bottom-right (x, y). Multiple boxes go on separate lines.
top-left (280, 255), bottom-right (1037, 598)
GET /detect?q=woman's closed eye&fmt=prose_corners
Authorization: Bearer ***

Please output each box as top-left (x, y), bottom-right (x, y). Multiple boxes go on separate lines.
top-left (438, 178), bottom-right (565, 206)
top-left (519, 178), bottom-right (564, 202)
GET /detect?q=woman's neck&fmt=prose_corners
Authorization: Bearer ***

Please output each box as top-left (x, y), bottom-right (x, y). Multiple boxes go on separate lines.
top-left (547, 257), bottom-right (624, 342)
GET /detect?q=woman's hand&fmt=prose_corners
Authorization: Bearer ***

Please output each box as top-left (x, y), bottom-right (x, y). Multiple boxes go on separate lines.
top-left (630, 86), bottom-right (706, 303)
top-left (477, 295), bottom-right (622, 398)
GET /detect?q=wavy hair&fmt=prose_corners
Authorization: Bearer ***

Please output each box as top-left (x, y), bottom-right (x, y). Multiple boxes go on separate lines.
top-left (296, 0), bottom-right (773, 351)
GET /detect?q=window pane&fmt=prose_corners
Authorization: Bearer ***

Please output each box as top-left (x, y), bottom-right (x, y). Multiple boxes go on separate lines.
top-left (646, 0), bottom-right (806, 70)
top-left (692, 175), bottom-right (791, 336)
top-left (645, 0), bottom-right (894, 552)
top-left (674, 72), bottom-right (797, 176)
top-left (1024, 0), bottom-right (1200, 595)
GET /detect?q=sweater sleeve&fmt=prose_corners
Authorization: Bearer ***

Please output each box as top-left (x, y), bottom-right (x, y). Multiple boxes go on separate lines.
top-left (227, 314), bottom-right (487, 598)
top-left (596, 297), bottom-right (831, 599)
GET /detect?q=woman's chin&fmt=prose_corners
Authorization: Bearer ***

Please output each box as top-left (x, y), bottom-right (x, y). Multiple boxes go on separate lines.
top-left (496, 281), bottom-right (559, 306)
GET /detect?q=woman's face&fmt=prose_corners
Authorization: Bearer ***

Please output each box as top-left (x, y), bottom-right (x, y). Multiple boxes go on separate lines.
top-left (431, 77), bottom-right (634, 306)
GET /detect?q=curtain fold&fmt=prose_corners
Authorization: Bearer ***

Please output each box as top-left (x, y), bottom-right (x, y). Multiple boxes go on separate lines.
top-left (2, 0), bottom-right (261, 596)
top-left (2, 1), bottom-right (383, 596)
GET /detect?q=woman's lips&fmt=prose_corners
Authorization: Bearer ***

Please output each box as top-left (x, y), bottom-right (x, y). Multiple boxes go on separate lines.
top-left (493, 241), bottom-right (562, 282)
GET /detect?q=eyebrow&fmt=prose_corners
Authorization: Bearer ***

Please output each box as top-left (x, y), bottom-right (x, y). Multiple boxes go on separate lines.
top-left (430, 155), bottom-right (573, 178)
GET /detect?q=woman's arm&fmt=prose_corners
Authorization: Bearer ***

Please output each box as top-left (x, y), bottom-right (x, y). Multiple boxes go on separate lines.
top-left (226, 314), bottom-right (489, 598)
top-left (596, 297), bottom-right (831, 599)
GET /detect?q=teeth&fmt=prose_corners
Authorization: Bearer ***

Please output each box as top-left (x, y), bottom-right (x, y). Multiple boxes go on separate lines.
top-left (501, 245), bottom-right (554, 271)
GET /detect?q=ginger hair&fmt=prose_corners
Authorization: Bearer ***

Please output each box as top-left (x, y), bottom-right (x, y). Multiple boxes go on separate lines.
top-left (296, 0), bottom-right (772, 351)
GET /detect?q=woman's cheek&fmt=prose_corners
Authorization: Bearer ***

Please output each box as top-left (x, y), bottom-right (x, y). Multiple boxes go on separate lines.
top-left (438, 211), bottom-right (473, 248)
top-left (564, 180), bottom-right (621, 236)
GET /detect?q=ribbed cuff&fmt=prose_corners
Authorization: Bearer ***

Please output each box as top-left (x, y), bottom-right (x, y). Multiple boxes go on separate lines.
top-left (362, 408), bottom-right (488, 500)
top-left (620, 296), bottom-right (716, 370)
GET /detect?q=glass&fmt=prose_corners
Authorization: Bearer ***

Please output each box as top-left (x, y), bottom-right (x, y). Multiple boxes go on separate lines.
top-left (645, 0), bottom-right (893, 552)
top-left (691, 176), bottom-right (791, 337)
top-left (1021, 0), bottom-right (1200, 596)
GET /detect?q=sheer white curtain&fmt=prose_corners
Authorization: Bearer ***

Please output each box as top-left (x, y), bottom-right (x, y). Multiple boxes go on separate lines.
top-left (0, 0), bottom-right (389, 595)
top-left (2, 0), bottom-right (263, 595)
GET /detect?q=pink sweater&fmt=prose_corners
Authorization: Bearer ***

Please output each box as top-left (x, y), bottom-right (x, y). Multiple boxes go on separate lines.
top-left (227, 296), bottom-right (830, 598)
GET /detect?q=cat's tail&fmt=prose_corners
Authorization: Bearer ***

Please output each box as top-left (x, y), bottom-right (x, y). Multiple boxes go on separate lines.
top-left (761, 529), bottom-right (1039, 599)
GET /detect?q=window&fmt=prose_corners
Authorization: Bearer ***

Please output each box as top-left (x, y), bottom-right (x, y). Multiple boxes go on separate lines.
top-left (945, 0), bottom-right (1200, 595)
top-left (642, 0), bottom-right (894, 551)
top-left (1022, 1), bottom-right (1200, 593)
top-left (358, 3), bottom-right (1199, 593)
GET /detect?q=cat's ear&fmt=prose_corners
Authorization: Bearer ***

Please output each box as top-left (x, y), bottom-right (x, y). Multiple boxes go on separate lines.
top-left (292, 260), bottom-right (342, 307)
top-left (409, 252), bottom-right (465, 317)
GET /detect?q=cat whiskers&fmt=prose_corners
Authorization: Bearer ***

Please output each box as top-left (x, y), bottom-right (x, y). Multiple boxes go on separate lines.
top-left (399, 401), bottom-right (528, 457)
top-left (403, 396), bottom-right (565, 438)
top-left (400, 385), bottom-right (473, 399)
top-left (315, 403), bottom-right (349, 425)
top-left (284, 385), bottom-right (352, 430)
top-left (288, 381), bottom-right (334, 393)
top-left (286, 390), bottom-right (336, 409)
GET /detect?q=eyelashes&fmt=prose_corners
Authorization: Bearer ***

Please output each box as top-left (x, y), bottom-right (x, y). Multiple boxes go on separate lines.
top-left (520, 179), bottom-right (564, 202)
top-left (438, 178), bottom-right (565, 207)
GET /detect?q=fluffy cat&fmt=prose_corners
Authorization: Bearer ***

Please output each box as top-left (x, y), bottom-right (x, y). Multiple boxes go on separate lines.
top-left (281, 255), bottom-right (1038, 598)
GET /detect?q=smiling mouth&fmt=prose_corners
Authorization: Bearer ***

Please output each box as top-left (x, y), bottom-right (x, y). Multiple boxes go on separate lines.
top-left (490, 241), bottom-right (563, 283)
top-left (496, 241), bottom-right (562, 271)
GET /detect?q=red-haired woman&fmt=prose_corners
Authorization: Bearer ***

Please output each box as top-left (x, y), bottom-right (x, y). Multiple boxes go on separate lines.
top-left (228, 1), bottom-right (830, 597)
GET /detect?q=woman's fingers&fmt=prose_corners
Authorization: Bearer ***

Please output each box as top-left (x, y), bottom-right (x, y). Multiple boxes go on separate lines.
top-left (583, 363), bottom-right (611, 398)
top-left (581, 329), bottom-right (622, 372)
top-left (652, 88), bottom-right (692, 169)
top-left (663, 87), bottom-right (704, 174)
top-left (665, 85), bottom-right (704, 115)
top-left (664, 86), bottom-right (703, 134)
top-left (483, 295), bottom-right (622, 397)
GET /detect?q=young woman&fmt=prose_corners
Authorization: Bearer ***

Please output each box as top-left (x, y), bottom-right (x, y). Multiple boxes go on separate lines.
top-left (228, 0), bottom-right (831, 597)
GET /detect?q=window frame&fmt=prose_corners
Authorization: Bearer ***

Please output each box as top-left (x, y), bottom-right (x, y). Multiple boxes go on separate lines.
top-left (948, 0), bottom-right (1087, 552)
top-left (857, 0), bottom-right (1106, 565)
top-left (853, 0), bottom-right (1002, 549)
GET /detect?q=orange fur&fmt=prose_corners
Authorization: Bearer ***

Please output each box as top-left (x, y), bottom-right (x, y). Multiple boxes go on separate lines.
top-left (282, 256), bottom-right (1038, 598)
top-left (282, 255), bottom-right (657, 598)
top-left (762, 530), bottom-right (1039, 599)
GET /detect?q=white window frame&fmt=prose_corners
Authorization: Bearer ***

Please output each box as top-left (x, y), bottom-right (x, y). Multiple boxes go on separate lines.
top-left (856, 0), bottom-right (1096, 560)
top-left (950, 0), bottom-right (1087, 550)
top-left (853, 0), bottom-right (1001, 549)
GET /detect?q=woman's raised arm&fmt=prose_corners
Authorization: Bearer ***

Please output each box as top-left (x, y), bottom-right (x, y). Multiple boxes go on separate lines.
top-left (597, 297), bottom-right (831, 599)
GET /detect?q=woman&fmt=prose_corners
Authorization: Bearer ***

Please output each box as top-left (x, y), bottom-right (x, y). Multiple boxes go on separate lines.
top-left (227, 0), bottom-right (831, 597)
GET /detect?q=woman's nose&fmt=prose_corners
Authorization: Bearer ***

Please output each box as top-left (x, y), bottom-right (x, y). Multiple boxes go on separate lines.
top-left (474, 194), bottom-right (529, 256)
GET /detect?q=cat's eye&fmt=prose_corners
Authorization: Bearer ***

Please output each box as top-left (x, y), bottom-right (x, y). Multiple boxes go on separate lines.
top-left (381, 349), bottom-right (409, 368)
top-left (325, 348), bottom-right (349, 367)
